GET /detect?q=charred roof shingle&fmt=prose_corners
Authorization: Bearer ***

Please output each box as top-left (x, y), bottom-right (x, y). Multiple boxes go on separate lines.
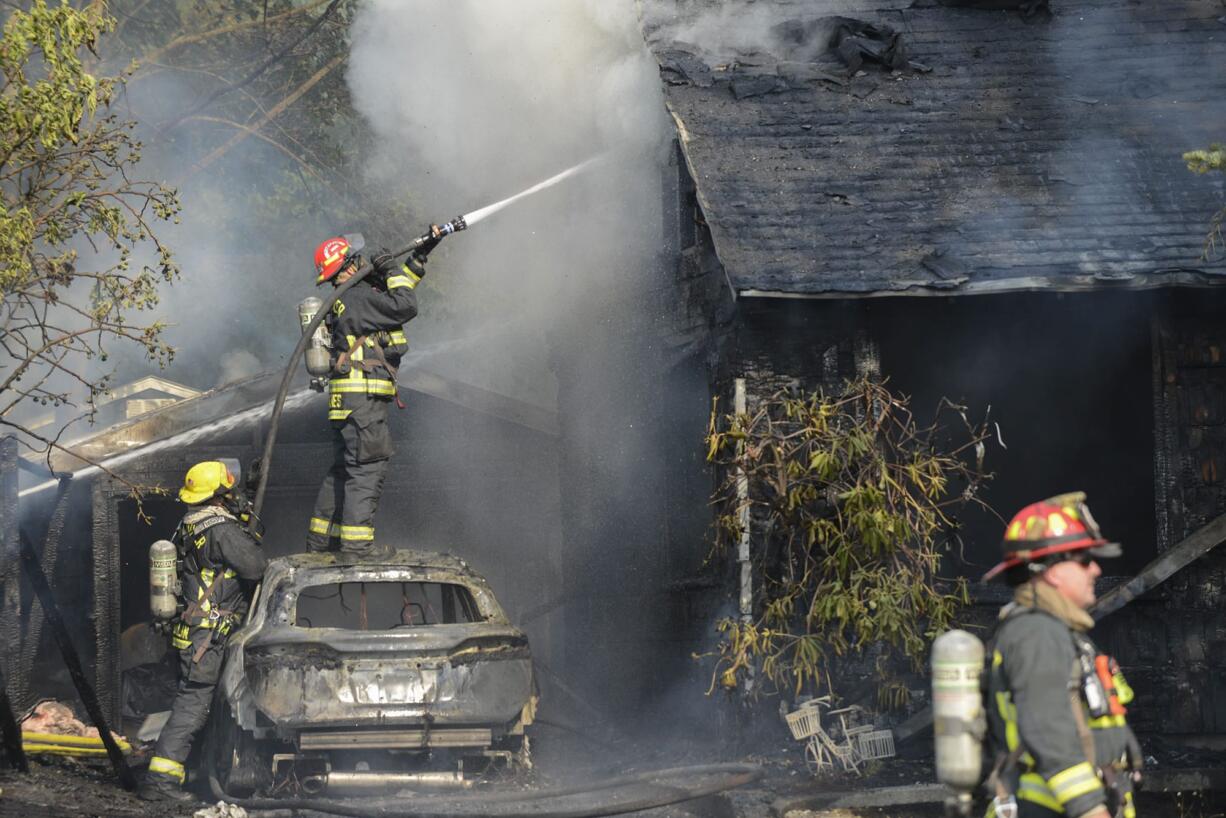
top-left (641, 0), bottom-right (1226, 297)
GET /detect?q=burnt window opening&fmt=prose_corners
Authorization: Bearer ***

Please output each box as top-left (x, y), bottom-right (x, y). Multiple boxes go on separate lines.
top-left (293, 581), bottom-right (481, 630)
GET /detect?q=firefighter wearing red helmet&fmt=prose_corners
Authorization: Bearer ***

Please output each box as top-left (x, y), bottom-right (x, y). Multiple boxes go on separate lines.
top-left (306, 233), bottom-right (425, 558)
top-left (982, 493), bottom-right (1143, 818)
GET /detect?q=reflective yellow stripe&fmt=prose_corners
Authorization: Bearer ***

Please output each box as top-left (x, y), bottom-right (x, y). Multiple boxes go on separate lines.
top-left (149, 755), bottom-right (186, 783)
top-left (309, 517), bottom-right (332, 535)
top-left (1017, 773), bottom-right (1062, 812)
top-left (1114, 672), bottom-right (1134, 705)
top-left (337, 525), bottom-right (374, 541)
top-left (1123, 790), bottom-right (1135, 818)
top-left (1048, 761), bottom-right (1102, 805)
top-left (1088, 714), bottom-right (1127, 729)
top-left (329, 409), bottom-right (353, 421)
top-left (394, 265), bottom-right (421, 288)
top-left (329, 381), bottom-right (397, 395)
top-left (993, 651), bottom-right (1022, 754)
top-left (389, 330), bottom-right (407, 345)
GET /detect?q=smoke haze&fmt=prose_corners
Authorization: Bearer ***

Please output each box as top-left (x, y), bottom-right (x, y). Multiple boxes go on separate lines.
top-left (345, 0), bottom-right (671, 404)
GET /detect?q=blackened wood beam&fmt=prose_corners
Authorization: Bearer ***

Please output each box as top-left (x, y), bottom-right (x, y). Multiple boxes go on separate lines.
top-left (897, 511), bottom-right (1226, 744)
top-left (1091, 509), bottom-right (1226, 621)
top-left (18, 492), bottom-right (135, 789)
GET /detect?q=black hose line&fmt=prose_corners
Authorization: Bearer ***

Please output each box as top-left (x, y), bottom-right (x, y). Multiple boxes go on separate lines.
top-left (250, 240), bottom-right (422, 526)
top-left (210, 763), bottom-right (763, 818)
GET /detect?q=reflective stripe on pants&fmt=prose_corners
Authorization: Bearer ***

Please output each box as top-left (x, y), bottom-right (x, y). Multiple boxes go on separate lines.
top-left (307, 399), bottom-right (391, 556)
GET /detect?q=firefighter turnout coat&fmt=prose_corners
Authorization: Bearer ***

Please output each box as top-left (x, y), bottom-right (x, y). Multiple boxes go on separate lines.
top-left (307, 258), bottom-right (419, 555)
top-left (324, 260), bottom-right (420, 422)
top-left (147, 506), bottom-right (266, 787)
top-left (986, 583), bottom-right (1142, 818)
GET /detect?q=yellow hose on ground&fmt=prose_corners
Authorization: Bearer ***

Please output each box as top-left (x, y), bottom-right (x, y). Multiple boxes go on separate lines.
top-left (21, 732), bottom-right (131, 755)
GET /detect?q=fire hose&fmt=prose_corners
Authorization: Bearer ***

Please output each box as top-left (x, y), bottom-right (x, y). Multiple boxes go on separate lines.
top-left (210, 762), bottom-right (763, 818)
top-left (249, 155), bottom-right (605, 525)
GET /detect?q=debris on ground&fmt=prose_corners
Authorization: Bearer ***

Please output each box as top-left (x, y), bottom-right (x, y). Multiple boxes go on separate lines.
top-left (19, 700), bottom-right (132, 758)
top-left (193, 802), bottom-right (248, 818)
top-left (21, 701), bottom-right (102, 738)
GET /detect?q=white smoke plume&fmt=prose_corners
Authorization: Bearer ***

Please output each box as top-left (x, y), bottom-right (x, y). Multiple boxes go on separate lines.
top-left (345, 0), bottom-right (672, 405)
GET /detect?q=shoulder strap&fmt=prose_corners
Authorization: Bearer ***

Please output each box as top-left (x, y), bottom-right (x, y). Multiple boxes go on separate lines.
top-left (1066, 631), bottom-right (1099, 766)
top-left (181, 569), bottom-right (226, 624)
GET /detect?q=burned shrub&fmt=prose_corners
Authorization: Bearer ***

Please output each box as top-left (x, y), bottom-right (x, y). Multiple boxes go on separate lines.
top-left (704, 378), bottom-right (991, 704)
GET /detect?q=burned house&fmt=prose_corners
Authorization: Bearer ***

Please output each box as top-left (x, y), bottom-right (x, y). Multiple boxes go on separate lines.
top-left (640, 0), bottom-right (1226, 738)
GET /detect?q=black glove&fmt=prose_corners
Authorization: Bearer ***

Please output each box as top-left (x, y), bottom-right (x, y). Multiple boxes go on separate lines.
top-left (362, 248), bottom-right (391, 289)
top-left (245, 458), bottom-right (262, 496)
top-left (405, 252), bottom-right (428, 280)
top-left (371, 247), bottom-right (397, 276)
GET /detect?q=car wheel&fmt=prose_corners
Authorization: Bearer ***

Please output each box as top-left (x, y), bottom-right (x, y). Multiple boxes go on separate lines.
top-left (206, 704), bottom-right (269, 798)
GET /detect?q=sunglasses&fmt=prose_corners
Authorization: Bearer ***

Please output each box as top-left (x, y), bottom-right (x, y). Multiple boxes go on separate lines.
top-left (1062, 551), bottom-right (1097, 567)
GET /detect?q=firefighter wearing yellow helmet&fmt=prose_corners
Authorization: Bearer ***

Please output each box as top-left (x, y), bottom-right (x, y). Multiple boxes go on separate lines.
top-left (982, 493), bottom-right (1143, 818)
top-left (140, 461), bottom-right (267, 803)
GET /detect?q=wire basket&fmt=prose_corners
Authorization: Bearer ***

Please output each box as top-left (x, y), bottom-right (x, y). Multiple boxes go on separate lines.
top-left (785, 705), bottom-right (823, 740)
top-left (856, 729), bottom-right (896, 761)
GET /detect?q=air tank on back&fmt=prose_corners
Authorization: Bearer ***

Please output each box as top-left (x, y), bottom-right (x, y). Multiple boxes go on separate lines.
top-left (297, 296), bottom-right (331, 379)
top-left (932, 629), bottom-right (986, 813)
top-left (149, 539), bottom-right (179, 621)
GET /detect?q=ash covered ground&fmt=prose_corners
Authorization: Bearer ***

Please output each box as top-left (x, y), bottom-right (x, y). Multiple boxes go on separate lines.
top-left (1, 731), bottom-right (1223, 818)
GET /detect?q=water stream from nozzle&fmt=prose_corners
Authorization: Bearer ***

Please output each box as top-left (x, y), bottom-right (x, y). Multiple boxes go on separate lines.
top-left (461, 154), bottom-right (607, 228)
top-left (18, 156), bottom-right (607, 503)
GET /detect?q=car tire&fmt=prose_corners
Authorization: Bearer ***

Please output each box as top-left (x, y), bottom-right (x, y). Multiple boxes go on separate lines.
top-left (206, 703), bottom-right (269, 798)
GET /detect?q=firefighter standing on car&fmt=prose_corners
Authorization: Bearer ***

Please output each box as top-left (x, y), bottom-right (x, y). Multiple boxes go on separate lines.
top-left (141, 461), bottom-right (267, 802)
top-left (306, 233), bottom-right (426, 558)
top-left (981, 492), bottom-right (1143, 818)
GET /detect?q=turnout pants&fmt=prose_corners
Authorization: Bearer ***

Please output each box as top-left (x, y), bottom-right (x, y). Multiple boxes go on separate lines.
top-left (308, 397), bottom-right (393, 557)
top-left (1003, 778), bottom-right (1136, 818)
top-left (147, 630), bottom-right (224, 785)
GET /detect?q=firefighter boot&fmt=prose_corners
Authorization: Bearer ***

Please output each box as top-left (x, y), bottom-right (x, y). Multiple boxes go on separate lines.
top-left (137, 775), bottom-right (196, 803)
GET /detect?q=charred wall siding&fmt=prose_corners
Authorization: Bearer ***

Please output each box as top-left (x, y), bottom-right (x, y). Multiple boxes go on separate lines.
top-left (720, 290), bottom-right (1226, 738)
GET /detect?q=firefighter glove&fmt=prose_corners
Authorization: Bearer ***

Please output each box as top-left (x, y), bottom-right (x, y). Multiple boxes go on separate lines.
top-left (371, 248), bottom-right (398, 276)
top-left (405, 252), bottom-right (428, 279)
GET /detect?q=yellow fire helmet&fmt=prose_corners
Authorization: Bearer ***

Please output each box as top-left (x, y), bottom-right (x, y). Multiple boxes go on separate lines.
top-left (179, 461), bottom-right (237, 505)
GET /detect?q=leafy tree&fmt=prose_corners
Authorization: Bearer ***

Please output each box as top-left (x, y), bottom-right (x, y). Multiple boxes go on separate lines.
top-left (104, 0), bottom-right (408, 239)
top-left (1184, 144), bottom-right (1225, 260)
top-left (0, 0), bottom-right (179, 466)
top-left (703, 379), bottom-right (991, 706)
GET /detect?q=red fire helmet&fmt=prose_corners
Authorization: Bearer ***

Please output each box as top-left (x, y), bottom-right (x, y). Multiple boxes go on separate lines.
top-left (313, 233), bottom-right (365, 285)
top-left (982, 491), bottom-right (1122, 582)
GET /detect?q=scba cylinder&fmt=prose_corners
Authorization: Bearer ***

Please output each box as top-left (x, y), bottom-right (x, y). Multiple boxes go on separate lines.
top-left (932, 629), bottom-right (985, 792)
top-left (149, 539), bottom-right (179, 621)
top-left (297, 296), bottom-right (331, 378)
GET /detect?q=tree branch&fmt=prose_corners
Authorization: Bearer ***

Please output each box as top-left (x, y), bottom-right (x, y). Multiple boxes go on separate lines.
top-left (158, 0), bottom-right (345, 132)
top-left (182, 52), bottom-right (345, 179)
top-left (137, 0), bottom-right (332, 65)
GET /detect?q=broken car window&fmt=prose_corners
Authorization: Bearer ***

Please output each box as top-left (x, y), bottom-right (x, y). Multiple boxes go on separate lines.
top-left (293, 581), bottom-right (481, 629)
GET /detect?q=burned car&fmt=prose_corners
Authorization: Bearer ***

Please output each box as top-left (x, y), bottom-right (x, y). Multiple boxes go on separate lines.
top-left (209, 550), bottom-right (536, 797)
